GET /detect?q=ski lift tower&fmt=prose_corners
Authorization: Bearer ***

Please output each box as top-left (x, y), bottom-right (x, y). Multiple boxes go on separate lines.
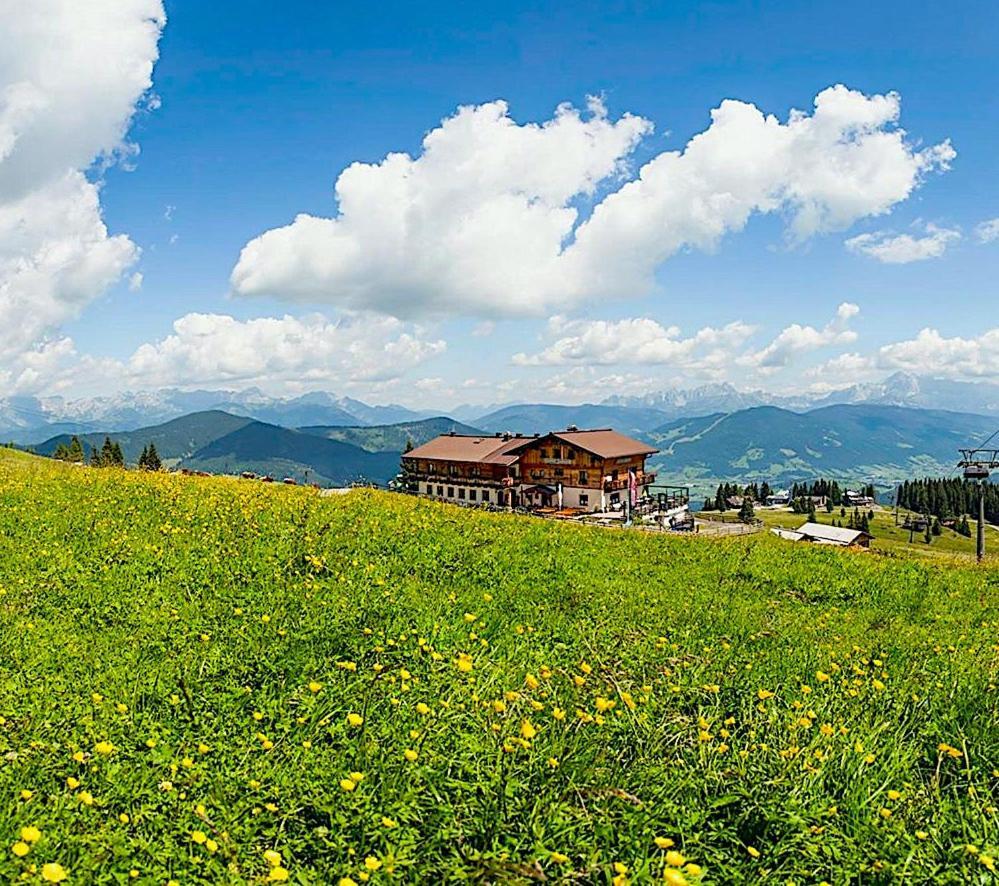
top-left (958, 446), bottom-right (999, 563)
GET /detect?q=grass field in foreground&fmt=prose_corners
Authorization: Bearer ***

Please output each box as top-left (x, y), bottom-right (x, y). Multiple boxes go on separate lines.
top-left (0, 448), bottom-right (997, 884)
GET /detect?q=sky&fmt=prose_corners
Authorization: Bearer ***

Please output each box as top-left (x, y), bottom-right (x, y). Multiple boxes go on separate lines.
top-left (1, 0), bottom-right (998, 408)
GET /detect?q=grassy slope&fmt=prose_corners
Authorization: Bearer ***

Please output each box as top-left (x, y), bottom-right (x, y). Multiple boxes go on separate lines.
top-left (180, 422), bottom-right (400, 486)
top-left (645, 405), bottom-right (996, 500)
top-left (33, 411), bottom-right (255, 465)
top-left (0, 449), bottom-right (997, 884)
top-left (751, 507), bottom-right (997, 562)
top-left (298, 417), bottom-right (485, 453)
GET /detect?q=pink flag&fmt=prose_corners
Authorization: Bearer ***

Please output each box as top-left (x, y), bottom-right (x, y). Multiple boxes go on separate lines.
top-left (629, 468), bottom-right (638, 507)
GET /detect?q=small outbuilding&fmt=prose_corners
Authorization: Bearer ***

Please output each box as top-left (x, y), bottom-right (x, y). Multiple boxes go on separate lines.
top-left (772, 521), bottom-right (872, 548)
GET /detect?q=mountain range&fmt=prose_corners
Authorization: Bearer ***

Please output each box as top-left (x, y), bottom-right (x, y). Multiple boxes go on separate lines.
top-left (25, 398), bottom-right (995, 498)
top-left (604, 373), bottom-right (999, 419)
top-left (641, 404), bottom-right (995, 498)
top-left (0, 389), bottom-right (433, 444)
top-left (32, 413), bottom-right (481, 487)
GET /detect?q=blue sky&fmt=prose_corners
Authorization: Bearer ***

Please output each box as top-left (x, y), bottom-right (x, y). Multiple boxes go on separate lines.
top-left (4, 0), bottom-right (998, 406)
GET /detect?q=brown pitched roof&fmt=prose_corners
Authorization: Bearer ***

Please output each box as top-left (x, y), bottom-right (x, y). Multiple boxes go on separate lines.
top-left (509, 429), bottom-right (658, 459)
top-left (404, 434), bottom-right (523, 465)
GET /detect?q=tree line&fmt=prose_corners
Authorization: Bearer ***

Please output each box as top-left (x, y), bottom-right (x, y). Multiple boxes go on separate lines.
top-left (51, 436), bottom-right (161, 470)
top-left (701, 478), bottom-right (879, 532)
top-left (896, 477), bottom-right (998, 526)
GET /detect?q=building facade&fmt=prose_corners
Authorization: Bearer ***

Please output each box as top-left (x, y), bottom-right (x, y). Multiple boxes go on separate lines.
top-left (402, 428), bottom-right (658, 513)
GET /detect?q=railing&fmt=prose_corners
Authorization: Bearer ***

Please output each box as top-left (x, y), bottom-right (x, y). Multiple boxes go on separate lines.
top-left (603, 472), bottom-right (656, 491)
top-left (402, 471), bottom-right (509, 489)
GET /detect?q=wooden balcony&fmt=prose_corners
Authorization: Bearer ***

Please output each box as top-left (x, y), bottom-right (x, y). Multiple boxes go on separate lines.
top-left (603, 472), bottom-right (656, 491)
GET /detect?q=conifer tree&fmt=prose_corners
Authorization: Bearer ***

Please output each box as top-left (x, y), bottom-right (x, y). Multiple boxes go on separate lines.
top-left (145, 442), bottom-right (161, 471)
top-left (67, 436), bottom-right (85, 463)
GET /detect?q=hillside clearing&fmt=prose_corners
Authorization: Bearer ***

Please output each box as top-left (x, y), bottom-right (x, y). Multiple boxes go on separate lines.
top-left (0, 449), bottom-right (997, 884)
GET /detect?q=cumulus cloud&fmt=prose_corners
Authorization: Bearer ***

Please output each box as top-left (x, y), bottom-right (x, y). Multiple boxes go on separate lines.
top-left (512, 315), bottom-right (754, 374)
top-left (125, 312), bottom-right (447, 388)
top-left (6, 311), bottom-right (447, 397)
top-left (975, 217), bottom-right (999, 244)
top-left (844, 222), bottom-right (960, 263)
top-left (232, 85), bottom-right (953, 319)
top-left (742, 302), bottom-right (860, 371)
top-left (0, 0), bottom-right (165, 366)
top-left (809, 327), bottom-right (999, 382)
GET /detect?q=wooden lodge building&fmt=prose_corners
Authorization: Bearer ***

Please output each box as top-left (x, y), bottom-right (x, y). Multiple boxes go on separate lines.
top-left (401, 427), bottom-right (658, 512)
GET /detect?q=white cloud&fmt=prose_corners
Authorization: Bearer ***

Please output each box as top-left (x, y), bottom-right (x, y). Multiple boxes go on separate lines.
top-left (128, 271), bottom-right (144, 291)
top-left (742, 302), bottom-right (860, 371)
top-left (0, 0), bottom-right (165, 366)
top-left (809, 327), bottom-right (999, 383)
top-left (7, 311), bottom-right (447, 397)
top-left (844, 222), bottom-right (960, 263)
top-left (232, 85), bottom-right (953, 319)
top-left (125, 312), bottom-right (446, 389)
top-left (512, 315), bottom-right (754, 374)
top-left (975, 217), bottom-right (999, 244)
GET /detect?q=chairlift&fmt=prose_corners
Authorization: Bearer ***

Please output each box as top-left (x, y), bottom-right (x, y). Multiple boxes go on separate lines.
top-left (963, 464), bottom-right (990, 480)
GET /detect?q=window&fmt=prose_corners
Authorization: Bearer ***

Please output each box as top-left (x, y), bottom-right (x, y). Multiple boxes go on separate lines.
top-left (579, 471), bottom-right (588, 485)
top-left (458, 488), bottom-right (465, 499)
top-left (469, 489), bottom-right (477, 501)
top-left (579, 493), bottom-right (589, 506)
top-left (591, 454), bottom-right (599, 466)
top-left (447, 487), bottom-right (454, 497)
top-left (437, 485), bottom-right (443, 496)
top-left (426, 484), bottom-right (433, 494)
top-left (610, 492), bottom-right (620, 504)
top-left (554, 468), bottom-right (564, 477)
top-left (482, 490), bottom-right (490, 503)
top-left (540, 448), bottom-right (549, 459)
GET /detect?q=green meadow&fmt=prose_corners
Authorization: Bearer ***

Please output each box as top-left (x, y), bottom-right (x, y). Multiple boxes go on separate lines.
top-left (0, 448), bottom-right (997, 884)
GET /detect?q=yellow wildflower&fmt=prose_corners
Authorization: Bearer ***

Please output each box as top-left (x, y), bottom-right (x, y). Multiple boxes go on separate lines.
top-left (42, 863), bottom-right (68, 883)
top-left (20, 826), bottom-right (41, 843)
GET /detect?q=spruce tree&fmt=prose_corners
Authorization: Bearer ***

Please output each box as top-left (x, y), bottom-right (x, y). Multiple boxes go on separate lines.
top-left (738, 495), bottom-right (755, 524)
top-left (99, 436), bottom-right (114, 467)
top-left (67, 436), bottom-right (85, 463)
top-left (146, 442), bottom-right (161, 471)
top-left (138, 445), bottom-right (149, 469)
